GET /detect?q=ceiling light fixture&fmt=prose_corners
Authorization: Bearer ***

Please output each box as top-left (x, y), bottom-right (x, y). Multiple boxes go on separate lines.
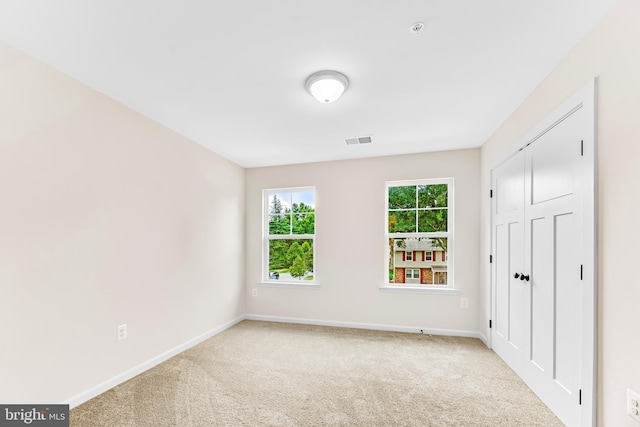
top-left (305, 70), bottom-right (349, 103)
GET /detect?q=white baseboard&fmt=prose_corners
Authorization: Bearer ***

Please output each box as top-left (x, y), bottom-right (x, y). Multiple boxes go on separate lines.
top-left (64, 315), bottom-right (245, 409)
top-left (245, 314), bottom-right (481, 339)
top-left (478, 332), bottom-right (489, 347)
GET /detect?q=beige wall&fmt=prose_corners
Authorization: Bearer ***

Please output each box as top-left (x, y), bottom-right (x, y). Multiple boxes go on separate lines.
top-left (246, 149), bottom-right (480, 333)
top-left (479, 0), bottom-right (640, 424)
top-left (0, 43), bottom-right (245, 404)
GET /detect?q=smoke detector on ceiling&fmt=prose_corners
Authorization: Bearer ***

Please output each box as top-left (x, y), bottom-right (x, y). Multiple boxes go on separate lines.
top-left (411, 22), bottom-right (425, 35)
top-left (345, 136), bottom-right (372, 146)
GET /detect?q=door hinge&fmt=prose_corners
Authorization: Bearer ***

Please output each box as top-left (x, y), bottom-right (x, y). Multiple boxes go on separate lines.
top-left (489, 320), bottom-right (492, 329)
top-left (489, 255), bottom-right (493, 264)
top-left (579, 389), bottom-right (582, 405)
top-left (490, 189), bottom-right (493, 198)
top-left (581, 140), bottom-right (584, 156)
top-left (580, 264), bottom-right (583, 280)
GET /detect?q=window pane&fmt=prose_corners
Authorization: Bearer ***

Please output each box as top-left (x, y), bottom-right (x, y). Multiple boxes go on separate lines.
top-left (293, 192), bottom-right (315, 234)
top-left (388, 210), bottom-right (416, 233)
top-left (388, 186), bottom-right (416, 209)
top-left (269, 215), bottom-right (290, 235)
top-left (268, 192), bottom-right (291, 235)
top-left (292, 212), bottom-right (314, 234)
top-left (431, 237), bottom-right (448, 254)
top-left (291, 191), bottom-right (315, 234)
top-left (292, 191), bottom-right (315, 210)
top-left (418, 209), bottom-right (448, 232)
top-left (268, 239), bottom-right (313, 281)
top-left (388, 237), bottom-right (448, 285)
top-left (418, 184), bottom-right (448, 208)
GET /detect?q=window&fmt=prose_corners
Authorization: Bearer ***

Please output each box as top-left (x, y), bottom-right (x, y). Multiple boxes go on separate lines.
top-left (406, 269), bottom-right (420, 279)
top-left (264, 187), bottom-right (315, 283)
top-left (386, 178), bottom-right (453, 287)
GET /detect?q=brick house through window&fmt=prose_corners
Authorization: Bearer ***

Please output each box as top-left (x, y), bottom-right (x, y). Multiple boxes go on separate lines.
top-left (390, 237), bottom-right (448, 285)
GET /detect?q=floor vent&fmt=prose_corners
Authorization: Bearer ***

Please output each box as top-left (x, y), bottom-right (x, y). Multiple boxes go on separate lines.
top-left (345, 136), bottom-right (372, 145)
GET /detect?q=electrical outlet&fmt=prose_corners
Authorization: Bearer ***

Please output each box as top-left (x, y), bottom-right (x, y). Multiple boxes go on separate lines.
top-left (117, 324), bottom-right (127, 341)
top-left (252, 288), bottom-right (258, 297)
top-left (628, 389), bottom-right (640, 423)
top-left (460, 297), bottom-right (469, 308)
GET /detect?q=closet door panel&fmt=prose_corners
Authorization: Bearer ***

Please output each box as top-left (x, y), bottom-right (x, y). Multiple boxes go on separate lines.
top-left (554, 212), bottom-right (580, 393)
top-left (530, 110), bottom-right (581, 205)
top-left (508, 221), bottom-right (525, 351)
top-left (530, 216), bottom-right (552, 373)
top-left (494, 224), bottom-right (509, 341)
top-left (496, 155), bottom-right (523, 214)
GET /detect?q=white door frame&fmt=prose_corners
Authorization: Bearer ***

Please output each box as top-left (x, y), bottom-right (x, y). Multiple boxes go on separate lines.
top-left (488, 79), bottom-right (597, 426)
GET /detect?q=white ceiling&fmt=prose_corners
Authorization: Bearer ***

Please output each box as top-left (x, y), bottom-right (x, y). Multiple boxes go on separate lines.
top-left (0, 0), bottom-right (618, 168)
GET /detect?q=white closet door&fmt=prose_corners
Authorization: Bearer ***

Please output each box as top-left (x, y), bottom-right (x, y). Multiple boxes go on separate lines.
top-left (491, 150), bottom-right (526, 373)
top-left (523, 106), bottom-right (585, 426)
top-left (491, 103), bottom-right (588, 427)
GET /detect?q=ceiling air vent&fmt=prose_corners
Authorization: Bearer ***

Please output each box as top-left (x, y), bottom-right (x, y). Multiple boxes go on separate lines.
top-left (345, 136), bottom-right (372, 146)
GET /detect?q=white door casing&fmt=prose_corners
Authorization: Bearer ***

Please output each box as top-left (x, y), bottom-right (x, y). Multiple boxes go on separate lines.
top-left (490, 80), bottom-right (596, 427)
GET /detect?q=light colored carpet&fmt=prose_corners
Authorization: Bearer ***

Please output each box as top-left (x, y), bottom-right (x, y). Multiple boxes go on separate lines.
top-left (71, 320), bottom-right (563, 426)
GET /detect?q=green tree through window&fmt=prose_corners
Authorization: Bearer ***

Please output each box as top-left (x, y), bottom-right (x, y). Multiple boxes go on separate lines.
top-left (265, 188), bottom-right (315, 282)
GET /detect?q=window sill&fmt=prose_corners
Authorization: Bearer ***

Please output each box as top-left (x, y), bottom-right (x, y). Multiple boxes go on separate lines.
top-left (378, 285), bottom-right (461, 295)
top-left (257, 281), bottom-right (320, 289)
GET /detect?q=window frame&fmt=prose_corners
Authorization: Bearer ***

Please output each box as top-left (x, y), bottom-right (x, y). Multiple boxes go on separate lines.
top-left (262, 186), bottom-right (317, 286)
top-left (384, 178), bottom-right (455, 291)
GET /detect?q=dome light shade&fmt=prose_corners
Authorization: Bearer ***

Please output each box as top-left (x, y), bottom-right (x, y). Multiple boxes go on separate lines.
top-left (305, 70), bottom-right (349, 103)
